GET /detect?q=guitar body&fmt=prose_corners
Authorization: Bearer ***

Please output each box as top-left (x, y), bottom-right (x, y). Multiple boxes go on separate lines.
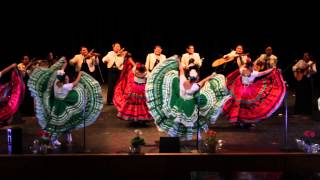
top-left (255, 61), bottom-right (265, 72)
top-left (293, 61), bottom-right (315, 81)
top-left (212, 56), bottom-right (235, 67)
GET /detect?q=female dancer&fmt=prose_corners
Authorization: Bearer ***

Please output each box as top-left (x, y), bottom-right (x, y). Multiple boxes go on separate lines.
top-left (28, 57), bottom-right (103, 145)
top-left (146, 56), bottom-right (230, 140)
top-left (223, 61), bottom-right (286, 127)
top-left (0, 63), bottom-right (25, 126)
top-left (113, 54), bottom-right (153, 124)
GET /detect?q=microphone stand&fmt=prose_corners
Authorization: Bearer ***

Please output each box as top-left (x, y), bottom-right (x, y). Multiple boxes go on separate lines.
top-left (82, 88), bottom-right (90, 153)
top-left (92, 56), bottom-right (104, 84)
top-left (96, 63), bottom-right (105, 84)
top-left (196, 92), bottom-right (201, 152)
top-left (281, 81), bottom-right (292, 151)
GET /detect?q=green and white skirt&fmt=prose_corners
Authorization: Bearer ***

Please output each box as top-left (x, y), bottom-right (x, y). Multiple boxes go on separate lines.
top-left (146, 57), bottom-right (230, 140)
top-left (28, 58), bottom-right (103, 136)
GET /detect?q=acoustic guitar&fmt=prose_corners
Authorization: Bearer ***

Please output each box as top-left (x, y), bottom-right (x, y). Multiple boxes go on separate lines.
top-left (293, 62), bottom-right (315, 81)
top-left (212, 56), bottom-right (235, 67)
top-left (255, 60), bottom-right (266, 72)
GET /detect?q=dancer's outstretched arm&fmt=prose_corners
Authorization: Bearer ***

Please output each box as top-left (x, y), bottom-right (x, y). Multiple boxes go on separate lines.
top-left (198, 73), bottom-right (216, 88)
top-left (0, 63), bottom-right (17, 77)
top-left (257, 68), bottom-right (274, 77)
top-left (72, 71), bottom-right (83, 87)
top-left (61, 58), bottom-right (68, 71)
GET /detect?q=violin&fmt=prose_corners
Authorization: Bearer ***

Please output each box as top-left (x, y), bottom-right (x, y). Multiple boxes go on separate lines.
top-left (85, 50), bottom-right (101, 58)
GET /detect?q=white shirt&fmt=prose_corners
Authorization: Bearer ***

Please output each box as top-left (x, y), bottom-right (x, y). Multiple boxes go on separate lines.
top-left (102, 51), bottom-right (124, 70)
top-left (54, 80), bottom-right (74, 99)
top-left (241, 71), bottom-right (259, 85)
top-left (70, 54), bottom-right (98, 72)
top-left (181, 53), bottom-right (202, 68)
top-left (179, 74), bottom-right (200, 99)
top-left (292, 60), bottom-right (317, 78)
top-left (254, 54), bottom-right (277, 68)
top-left (145, 53), bottom-right (166, 73)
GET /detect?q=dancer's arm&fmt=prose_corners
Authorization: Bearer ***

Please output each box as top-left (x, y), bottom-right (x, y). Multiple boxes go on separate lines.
top-left (198, 73), bottom-right (216, 88)
top-left (257, 68), bottom-right (274, 77)
top-left (179, 62), bottom-right (184, 76)
top-left (0, 63), bottom-right (17, 77)
top-left (61, 58), bottom-right (68, 71)
top-left (72, 71), bottom-right (82, 87)
top-left (128, 57), bottom-right (136, 66)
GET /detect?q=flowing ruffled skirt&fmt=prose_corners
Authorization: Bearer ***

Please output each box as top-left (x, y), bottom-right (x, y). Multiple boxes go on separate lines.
top-left (113, 61), bottom-right (153, 122)
top-left (146, 57), bottom-right (230, 140)
top-left (0, 70), bottom-right (25, 122)
top-left (28, 58), bottom-right (103, 135)
top-left (223, 69), bottom-right (286, 123)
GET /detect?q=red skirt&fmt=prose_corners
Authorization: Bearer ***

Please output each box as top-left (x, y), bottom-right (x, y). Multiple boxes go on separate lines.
top-left (0, 70), bottom-right (25, 122)
top-left (113, 70), bottom-right (153, 122)
top-left (223, 69), bottom-right (286, 123)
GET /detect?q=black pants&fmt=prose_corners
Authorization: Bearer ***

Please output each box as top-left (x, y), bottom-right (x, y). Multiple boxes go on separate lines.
top-left (19, 76), bottom-right (34, 116)
top-left (294, 77), bottom-right (313, 115)
top-left (107, 68), bottom-right (120, 104)
top-left (80, 64), bottom-right (104, 85)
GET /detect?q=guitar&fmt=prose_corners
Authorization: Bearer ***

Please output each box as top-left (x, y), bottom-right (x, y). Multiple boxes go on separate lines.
top-left (255, 60), bottom-right (267, 72)
top-left (254, 55), bottom-right (278, 71)
top-left (212, 56), bottom-right (234, 67)
top-left (293, 62), bottom-right (315, 81)
top-left (17, 58), bottom-right (38, 75)
top-left (212, 53), bottom-right (249, 67)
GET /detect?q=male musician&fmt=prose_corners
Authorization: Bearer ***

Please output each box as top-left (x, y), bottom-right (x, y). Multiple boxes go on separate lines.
top-left (254, 46), bottom-right (277, 71)
top-left (292, 52), bottom-right (317, 115)
top-left (181, 45), bottom-right (202, 69)
top-left (221, 45), bottom-right (250, 75)
top-left (102, 42), bottom-right (126, 105)
top-left (17, 55), bottom-right (31, 77)
top-left (17, 55), bottom-right (34, 116)
top-left (70, 46), bottom-right (100, 80)
top-left (47, 52), bottom-right (57, 67)
top-left (145, 45), bottom-right (166, 75)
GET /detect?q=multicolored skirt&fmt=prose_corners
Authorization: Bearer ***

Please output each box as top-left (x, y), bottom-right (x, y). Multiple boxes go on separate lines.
top-left (223, 69), bottom-right (286, 123)
top-left (146, 57), bottom-right (230, 140)
top-left (0, 70), bottom-right (25, 122)
top-left (113, 65), bottom-right (153, 122)
top-left (28, 58), bottom-right (103, 136)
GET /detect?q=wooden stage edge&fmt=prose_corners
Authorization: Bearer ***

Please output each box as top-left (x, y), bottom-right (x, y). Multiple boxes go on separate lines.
top-left (0, 152), bottom-right (320, 178)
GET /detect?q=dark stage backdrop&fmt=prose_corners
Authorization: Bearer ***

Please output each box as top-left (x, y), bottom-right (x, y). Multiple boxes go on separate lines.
top-left (1, 2), bottom-right (319, 87)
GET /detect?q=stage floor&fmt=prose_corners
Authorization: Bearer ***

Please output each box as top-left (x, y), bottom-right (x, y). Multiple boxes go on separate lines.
top-left (1, 88), bottom-right (319, 154)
